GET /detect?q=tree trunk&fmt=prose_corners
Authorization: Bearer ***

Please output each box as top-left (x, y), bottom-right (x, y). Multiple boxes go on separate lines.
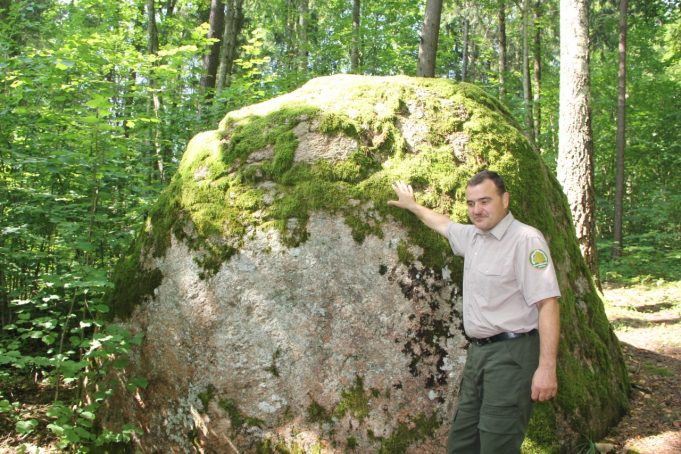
top-left (164, 0), bottom-right (176, 16)
top-left (558, 0), bottom-right (600, 284)
top-left (216, 0), bottom-right (244, 93)
top-left (461, 17), bottom-right (469, 81)
top-left (498, 0), bottom-right (507, 100)
top-left (533, 0), bottom-right (542, 149)
top-left (298, 0), bottom-right (309, 73)
top-left (417, 0), bottom-right (443, 77)
top-left (522, 0), bottom-right (535, 144)
top-left (613, 0), bottom-right (627, 258)
top-left (147, 0), bottom-right (165, 182)
top-left (147, 0), bottom-right (159, 55)
top-left (350, 0), bottom-right (361, 73)
top-left (201, 0), bottom-right (225, 93)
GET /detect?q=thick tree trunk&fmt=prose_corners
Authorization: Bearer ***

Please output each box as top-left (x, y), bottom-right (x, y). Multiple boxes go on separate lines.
top-left (558, 0), bottom-right (600, 284)
top-left (350, 0), bottom-right (361, 73)
top-left (533, 0), bottom-right (542, 148)
top-left (613, 0), bottom-right (628, 258)
top-left (147, 0), bottom-right (159, 55)
top-left (498, 1), bottom-right (507, 100)
top-left (417, 0), bottom-right (443, 77)
top-left (216, 0), bottom-right (244, 93)
top-left (522, 0), bottom-right (535, 144)
top-left (201, 0), bottom-right (225, 92)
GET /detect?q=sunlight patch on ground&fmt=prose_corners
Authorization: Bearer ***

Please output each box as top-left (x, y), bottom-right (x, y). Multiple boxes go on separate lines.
top-left (624, 430), bottom-right (681, 454)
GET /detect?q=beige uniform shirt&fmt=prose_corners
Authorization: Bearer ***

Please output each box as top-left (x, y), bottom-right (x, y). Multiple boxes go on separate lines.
top-left (446, 212), bottom-right (561, 338)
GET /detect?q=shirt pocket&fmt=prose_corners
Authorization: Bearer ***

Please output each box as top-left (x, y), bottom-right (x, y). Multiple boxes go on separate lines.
top-left (476, 261), bottom-right (509, 302)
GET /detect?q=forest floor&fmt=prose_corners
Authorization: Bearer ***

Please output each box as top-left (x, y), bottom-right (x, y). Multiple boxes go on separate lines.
top-left (595, 281), bottom-right (681, 454)
top-left (1, 282), bottom-right (680, 453)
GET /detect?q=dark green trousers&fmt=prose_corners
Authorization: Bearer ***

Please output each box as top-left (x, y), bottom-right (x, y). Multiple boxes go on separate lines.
top-left (446, 334), bottom-right (539, 454)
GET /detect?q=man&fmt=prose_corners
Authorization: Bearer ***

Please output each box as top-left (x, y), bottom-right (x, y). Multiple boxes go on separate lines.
top-left (388, 170), bottom-right (560, 453)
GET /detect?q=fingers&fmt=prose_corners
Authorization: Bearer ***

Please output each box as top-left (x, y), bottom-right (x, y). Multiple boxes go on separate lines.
top-left (531, 384), bottom-right (557, 402)
top-left (387, 180), bottom-right (417, 209)
top-left (391, 180), bottom-right (413, 195)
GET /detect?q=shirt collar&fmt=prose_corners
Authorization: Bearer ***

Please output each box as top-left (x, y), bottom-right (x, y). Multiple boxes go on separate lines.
top-left (475, 211), bottom-right (514, 240)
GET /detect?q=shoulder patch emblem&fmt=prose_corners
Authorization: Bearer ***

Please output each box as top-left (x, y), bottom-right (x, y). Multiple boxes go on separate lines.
top-left (529, 249), bottom-right (549, 269)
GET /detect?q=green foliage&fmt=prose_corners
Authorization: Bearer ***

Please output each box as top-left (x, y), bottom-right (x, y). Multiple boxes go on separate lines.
top-left (589, 3), bottom-right (681, 280)
top-left (0, 283), bottom-right (146, 450)
top-left (598, 231), bottom-right (681, 285)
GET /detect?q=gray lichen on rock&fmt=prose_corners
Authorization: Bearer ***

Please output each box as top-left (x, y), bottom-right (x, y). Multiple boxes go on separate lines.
top-left (103, 75), bottom-right (628, 453)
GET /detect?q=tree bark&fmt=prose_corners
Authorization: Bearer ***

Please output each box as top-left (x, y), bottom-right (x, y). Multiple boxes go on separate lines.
top-left (201, 0), bottom-right (225, 92)
top-left (298, 0), bottom-right (309, 73)
top-left (417, 0), bottom-right (443, 77)
top-left (147, 0), bottom-right (159, 55)
top-left (216, 0), bottom-right (244, 93)
top-left (498, 0), bottom-right (507, 100)
top-left (558, 0), bottom-right (600, 284)
top-left (533, 0), bottom-right (542, 148)
top-left (164, 0), bottom-right (176, 16)
top-left (147, 0), bottom-right (165, 182)
top-left (613, 0), bottom-right (627, 258)
top-left (350, 0), bottom-right (361, 73)
top-left (522, 0), bottom-right (535, 144)
top-left (461, 17), bottom-right (469, 81)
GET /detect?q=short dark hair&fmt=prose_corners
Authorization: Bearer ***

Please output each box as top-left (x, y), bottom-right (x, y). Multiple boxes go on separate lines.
top-left (467, 170), bottom-right (507, 195)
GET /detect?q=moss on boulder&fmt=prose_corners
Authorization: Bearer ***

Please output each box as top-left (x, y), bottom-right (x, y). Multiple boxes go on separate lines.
top-left (105, 75), bottom-right (628, 453)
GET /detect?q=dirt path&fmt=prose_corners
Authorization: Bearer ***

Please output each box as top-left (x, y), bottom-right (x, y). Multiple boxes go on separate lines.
top-left (597, 282), bottom-right (681, 453)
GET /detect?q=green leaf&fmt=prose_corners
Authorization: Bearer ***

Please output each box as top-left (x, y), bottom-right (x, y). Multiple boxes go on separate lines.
top-left (126, 376), bottom-right (149, 391)
top-left (47, 402), bottom-right (71, 419)
top-left (0, 350), bottom-right (21, 365)
top-left (0, 399), bottom-right (12, 413)
top-left (131, 332), bottom-right (144, 346)
top-left (55, 59), bottom-right (74, 70)
top-left (92, 304), bottom-right (110, 313)
top-left (64, 427), bottom-right (81, 442)
top-left (79, 410), bottom-right (96, 421)
top-left (85, 95), bottom-right (111, 110)
top-left (47, 423), bottom-right (65, 435)
top-left (16, 419), bottom-right (39, 434)
top-left (112, 356), bottom-right (129, 369)
top-left (42, 333), bottom-right (58, 345)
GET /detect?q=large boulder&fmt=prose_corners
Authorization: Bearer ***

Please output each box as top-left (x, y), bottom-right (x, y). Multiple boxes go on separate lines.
top-left (103, 75), bottom-right (628, 453)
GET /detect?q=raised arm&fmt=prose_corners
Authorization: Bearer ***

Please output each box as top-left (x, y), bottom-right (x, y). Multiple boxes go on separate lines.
top-left (387, 181), bottom-right (451, 237)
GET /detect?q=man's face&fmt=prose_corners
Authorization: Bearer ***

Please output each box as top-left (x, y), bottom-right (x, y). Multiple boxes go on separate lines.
top-left (466, 179), bottom-right (510, 232)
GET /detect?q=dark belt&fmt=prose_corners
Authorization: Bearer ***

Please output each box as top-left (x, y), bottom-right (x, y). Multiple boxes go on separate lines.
top-left (469, 329), bottom-right (538, 346)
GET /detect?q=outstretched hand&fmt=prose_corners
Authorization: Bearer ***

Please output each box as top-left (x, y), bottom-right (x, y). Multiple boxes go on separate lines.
top-left (387, 180), bottom-right (451, 236)
top-left (387, 181), bottom-right (417, 210)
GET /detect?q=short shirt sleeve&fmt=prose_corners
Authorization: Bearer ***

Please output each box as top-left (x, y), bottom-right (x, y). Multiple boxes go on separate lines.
top-left (446, 222), bottom-right (475, 257)
top-left (514, 232), bottom-right (561, 305)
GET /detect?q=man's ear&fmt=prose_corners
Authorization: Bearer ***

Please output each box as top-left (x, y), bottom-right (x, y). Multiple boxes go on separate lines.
top-left (502, 191), bottom-right (510, 209)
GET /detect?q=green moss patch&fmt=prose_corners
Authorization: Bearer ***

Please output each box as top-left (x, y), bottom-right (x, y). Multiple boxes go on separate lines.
top-left (375, 412), bottom-right (440, 454)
